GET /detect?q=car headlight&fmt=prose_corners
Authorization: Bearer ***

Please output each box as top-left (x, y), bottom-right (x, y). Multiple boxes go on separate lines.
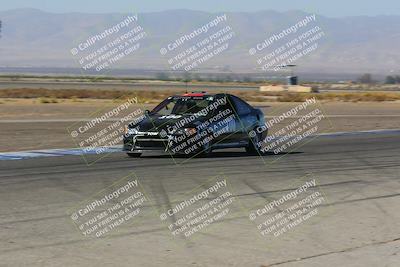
top-left (125, 126), bottom-right (139, 135)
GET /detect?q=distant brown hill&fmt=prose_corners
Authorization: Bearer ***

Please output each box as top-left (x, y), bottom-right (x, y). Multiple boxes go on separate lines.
top-left (0, 8), bottom-right (399, 74)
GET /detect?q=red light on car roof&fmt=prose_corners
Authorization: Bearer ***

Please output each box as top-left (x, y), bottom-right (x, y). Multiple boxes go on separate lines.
top-left (182, 92), bottom-right (206, 97)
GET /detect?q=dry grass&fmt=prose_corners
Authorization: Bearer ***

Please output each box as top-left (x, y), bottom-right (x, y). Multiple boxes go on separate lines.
top-left (38, 97), bottom-right (59, 104)
top-left (0, 88), bottom-right (182, 103)
top-left (0, 88), bottom-right (126, 99)
top-left (232, 91), bottom-right (400, 102)
top-left (0, 88), bottom-right (400, 103)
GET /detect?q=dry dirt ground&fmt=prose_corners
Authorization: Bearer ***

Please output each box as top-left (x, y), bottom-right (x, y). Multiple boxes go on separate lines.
top-left (0, 98), bottom-right (399, 152)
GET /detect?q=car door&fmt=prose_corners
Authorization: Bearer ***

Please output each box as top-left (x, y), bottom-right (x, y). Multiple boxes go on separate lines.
top-left (205, 94), bottom-right (237, 145)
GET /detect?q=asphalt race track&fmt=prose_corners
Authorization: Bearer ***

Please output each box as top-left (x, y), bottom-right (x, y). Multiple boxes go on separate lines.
top-left (1, 132), bottom-right (400, 267)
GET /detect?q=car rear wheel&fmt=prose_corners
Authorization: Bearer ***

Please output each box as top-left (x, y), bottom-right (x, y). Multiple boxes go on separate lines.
top-left (127, 152), bottom-right (142, 158)
top-left (246, 129), bottom-right (262, 155)
top-left (190, 135), bottom-right (212, 157)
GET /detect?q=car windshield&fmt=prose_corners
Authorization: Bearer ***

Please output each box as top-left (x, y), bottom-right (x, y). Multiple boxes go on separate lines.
top-left (151, 96), bottom-right (213, 116)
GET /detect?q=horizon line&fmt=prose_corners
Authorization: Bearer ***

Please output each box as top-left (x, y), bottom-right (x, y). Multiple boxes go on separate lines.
top-left (1, 7), bottom-right (399, 19)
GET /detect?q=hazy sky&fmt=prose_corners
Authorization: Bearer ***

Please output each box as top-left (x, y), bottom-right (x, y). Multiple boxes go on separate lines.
top-left (1, 0), bottom-right (399, 17)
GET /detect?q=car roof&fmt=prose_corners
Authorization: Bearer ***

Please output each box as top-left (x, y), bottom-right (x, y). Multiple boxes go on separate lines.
top-left (175, 92), bottom-right (231, 98)
top-left (181, 92), bottom-right (209, 97)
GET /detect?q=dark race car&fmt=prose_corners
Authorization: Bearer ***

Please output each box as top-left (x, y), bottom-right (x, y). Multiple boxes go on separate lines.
top-left (123, 92), bottom-right (267, 157)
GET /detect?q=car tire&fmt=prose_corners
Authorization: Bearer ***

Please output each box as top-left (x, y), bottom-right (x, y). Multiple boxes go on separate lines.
top-left (200, 142), bottom-right (212, 157)
top-left (194, 136), bottom-right (212, 157)
top-left (127, 152), bottom-right (142, 158)
top-left (246, 128), bottom-right (262, 155)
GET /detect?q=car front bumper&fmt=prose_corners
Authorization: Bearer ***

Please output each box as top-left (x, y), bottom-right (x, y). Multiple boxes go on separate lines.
top-left (123, 133), bottom-right (169, 152)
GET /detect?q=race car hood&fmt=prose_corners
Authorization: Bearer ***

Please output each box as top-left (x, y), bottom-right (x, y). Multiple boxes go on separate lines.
top-left (129, 114), bottom-right (208, 133)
